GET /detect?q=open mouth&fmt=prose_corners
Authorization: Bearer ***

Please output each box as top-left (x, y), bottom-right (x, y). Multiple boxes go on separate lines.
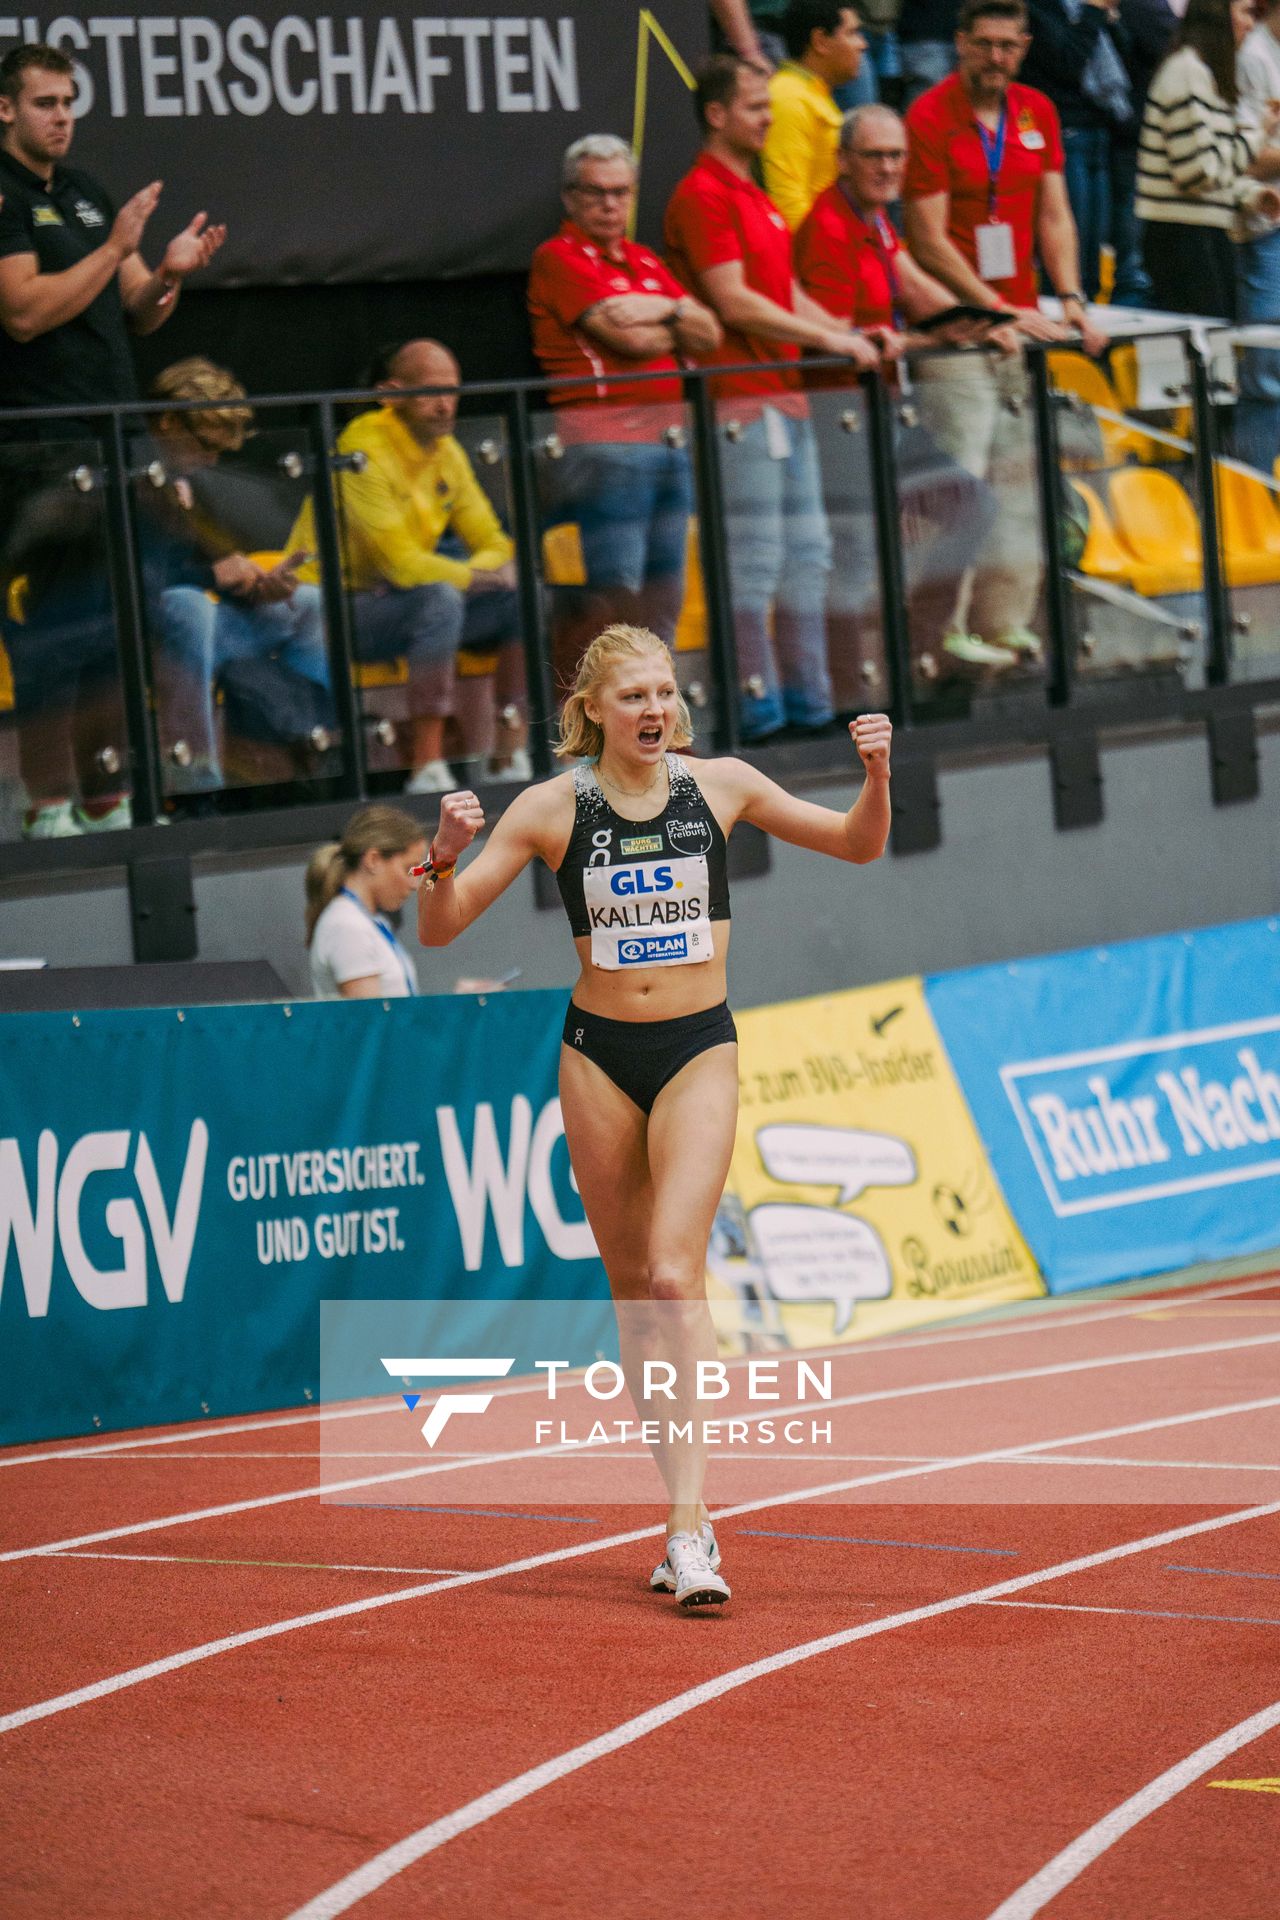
top-left (638, 725), bottom-right (663, 747)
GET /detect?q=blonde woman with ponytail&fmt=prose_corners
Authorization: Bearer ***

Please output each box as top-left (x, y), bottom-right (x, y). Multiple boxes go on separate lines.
top-left (307, 806), bottom-right (427, 999)
top-left (419, 624), bottom-right (893, 1608)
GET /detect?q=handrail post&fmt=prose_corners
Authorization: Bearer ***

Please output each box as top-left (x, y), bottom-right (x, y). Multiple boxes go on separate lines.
top-left (309, 399), bottom-right (367, 800)
top-left (686, 371), bottom-right (740, 754)
top-left (102, 409), bottom-right (161, 826)
top-left (507, 388), bottom-right (557, 778)
top-left (1025, 344), bottom-right (1075, 709)
top-left (1186, 333), bottom-right (1232, 686)
top-left (864, 370), bottom-right (913, 729)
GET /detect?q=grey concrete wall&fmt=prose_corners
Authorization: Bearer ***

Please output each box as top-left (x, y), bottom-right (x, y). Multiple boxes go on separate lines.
top-left (2, 724), bottom-right (1277, 1001)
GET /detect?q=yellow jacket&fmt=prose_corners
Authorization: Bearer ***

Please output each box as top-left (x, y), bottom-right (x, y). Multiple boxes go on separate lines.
top-left (761, 62), bottom-right (843, 231)
top-left (290, 406), bottom-right (513, 593)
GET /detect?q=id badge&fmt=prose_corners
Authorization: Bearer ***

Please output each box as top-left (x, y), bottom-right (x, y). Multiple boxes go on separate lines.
top-left (763, 405), bottom-right (792, 461)
top-left (976, 220), bottom-right (1017, 283)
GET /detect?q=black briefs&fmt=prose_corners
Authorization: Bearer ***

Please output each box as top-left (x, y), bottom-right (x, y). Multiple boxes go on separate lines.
top-left (561, 1001), bottom-right (738, 1115)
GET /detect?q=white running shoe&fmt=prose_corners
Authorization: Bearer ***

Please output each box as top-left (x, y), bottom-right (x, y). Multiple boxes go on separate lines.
top-left (650, 1520), bottom-right (720, 1593)
top-left (403, 758), bottom-right (456, 794)
top-left (653, 1528), bottom-right (730, 1607)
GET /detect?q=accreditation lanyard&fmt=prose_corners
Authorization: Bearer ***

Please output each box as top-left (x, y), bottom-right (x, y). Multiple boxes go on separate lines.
top-left (974, 105), bottom-right (1008, 220)
top-left (340, 888), bottom-right (417, 996)
top-left (852, 206), bottom-right (905, 333)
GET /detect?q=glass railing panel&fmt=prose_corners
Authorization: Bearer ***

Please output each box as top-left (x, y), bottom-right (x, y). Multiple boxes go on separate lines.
top-left (0, 436), bottom-right (131, 842)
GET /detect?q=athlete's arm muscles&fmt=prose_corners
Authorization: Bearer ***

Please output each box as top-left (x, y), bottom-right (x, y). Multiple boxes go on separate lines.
top-left (417, 782), bottom-right (567, 947)
top-left (708, 731), bottom-right (892, 865)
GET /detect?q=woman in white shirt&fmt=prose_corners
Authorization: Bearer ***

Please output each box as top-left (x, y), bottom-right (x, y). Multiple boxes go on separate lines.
top-left (306, 806), bottom-right (427, 999)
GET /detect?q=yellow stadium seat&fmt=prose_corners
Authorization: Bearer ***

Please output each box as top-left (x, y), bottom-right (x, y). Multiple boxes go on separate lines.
top-left (1214, 462), bottom-right (1280, 585)
top-left (1047, 351), bottom-right (1156, 466)
top-left (1070, 480), bottom-right (1133, 586)
top-left (542, 522), bottom-right (586, 587)
top-left (675, 521), bottom-right (707, 653)
top-left (0, 635), bottom-right (12, 713)
top-left (1106, 468), bottom-right (1203, 595)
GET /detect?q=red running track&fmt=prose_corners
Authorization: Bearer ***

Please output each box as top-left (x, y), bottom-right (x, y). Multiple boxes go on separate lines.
top-left (2, 1269), bottom-right (1279, 1919)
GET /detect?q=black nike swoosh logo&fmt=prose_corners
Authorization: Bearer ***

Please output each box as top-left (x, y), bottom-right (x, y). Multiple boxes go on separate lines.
top-left (871, 1006), bottom-right (904, 1037)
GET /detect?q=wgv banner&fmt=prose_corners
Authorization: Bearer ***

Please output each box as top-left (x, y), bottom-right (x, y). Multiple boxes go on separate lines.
top-left (925, 917), bottom-right (1280, 1293)
top-left (0, 992), bottom-right (604, 1444)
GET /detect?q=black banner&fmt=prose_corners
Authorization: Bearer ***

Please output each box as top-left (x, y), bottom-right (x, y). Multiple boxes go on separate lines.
top-left (5, 4), bottom-right (709, 285)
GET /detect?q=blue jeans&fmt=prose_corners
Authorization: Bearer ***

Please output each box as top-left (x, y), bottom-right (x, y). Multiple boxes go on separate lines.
top-left (1109, 140), bottom-right (1150, 308)
top-left (1062, 125), bottom-right (1111, 304)
top-left (157, 583), bottom-right (329, 787)
top-left (718, 407), bottom-right (833, 736)
top-left (556, 438), bottom-right (693, 645)
top-left (900, 39), bottom-right (954, 108)
top-left (1235, 227), bottom-right (1280, 476)
top-left (352, 580), bottom-right (465, 717)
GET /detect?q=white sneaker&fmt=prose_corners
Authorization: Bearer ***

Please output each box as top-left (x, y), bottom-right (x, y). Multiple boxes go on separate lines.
top-left (403, 759), bottom-right (455, 794)
top-left (655, 1528), bottom-right (730, 1607)
top-left (486, 746), bottom-right (533, 783)
top-left (22, 801), bottom-right (82, 839)
top-left (650, 1521), bottom-right (720, 1593)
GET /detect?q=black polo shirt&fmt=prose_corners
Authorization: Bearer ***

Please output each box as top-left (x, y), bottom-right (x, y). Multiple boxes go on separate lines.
top-left (0, 148), bottom-right (137, 416)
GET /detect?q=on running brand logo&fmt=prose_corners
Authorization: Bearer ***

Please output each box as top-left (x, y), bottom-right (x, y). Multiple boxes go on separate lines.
top-left (380, 1357), bottom-right (516, 1447)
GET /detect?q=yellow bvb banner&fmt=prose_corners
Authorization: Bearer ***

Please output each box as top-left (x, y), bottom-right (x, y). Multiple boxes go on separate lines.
top-left (709, 978), bottom-right (1044, 1348)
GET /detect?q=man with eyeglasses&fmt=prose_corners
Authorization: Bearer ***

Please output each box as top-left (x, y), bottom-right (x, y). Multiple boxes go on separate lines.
top-left (528, 134), bottom-right (721, 694)
top-left (901, 0), bottom-right (1103, 667)
top-left (795, 102), bottom-right (1003, 689)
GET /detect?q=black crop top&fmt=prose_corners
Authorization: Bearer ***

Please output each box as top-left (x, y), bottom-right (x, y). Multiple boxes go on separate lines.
top-left (555, 756), bottom-right (732, 940)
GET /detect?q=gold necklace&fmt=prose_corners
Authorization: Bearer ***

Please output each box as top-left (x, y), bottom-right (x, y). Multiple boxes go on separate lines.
top-left (596, 759), bottom-right (666, 801)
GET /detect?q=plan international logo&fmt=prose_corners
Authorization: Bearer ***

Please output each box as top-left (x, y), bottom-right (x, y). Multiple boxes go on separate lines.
top-left (1000, 1015), bottom-right (1280, 1217)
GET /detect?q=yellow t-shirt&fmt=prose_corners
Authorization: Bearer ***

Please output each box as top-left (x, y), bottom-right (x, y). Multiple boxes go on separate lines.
top-left (761, 62), bottom-right (843, 232)
top-left (289, 406), bottom-right (513, 594)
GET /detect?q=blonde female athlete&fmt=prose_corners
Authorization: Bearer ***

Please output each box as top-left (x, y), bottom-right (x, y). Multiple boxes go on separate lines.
top-left (418, 623), bottom-right (892, 1607)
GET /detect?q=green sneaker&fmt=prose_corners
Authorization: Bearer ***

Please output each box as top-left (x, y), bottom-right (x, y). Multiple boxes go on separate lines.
top-left (941, 629), bottom-right (1019, 669)
top-left (22, 801), bottom-right (82, 839)
top-left (75, 797), bottom-right (133, 832)
top-left (991, 626), bottom-right (1044, 658)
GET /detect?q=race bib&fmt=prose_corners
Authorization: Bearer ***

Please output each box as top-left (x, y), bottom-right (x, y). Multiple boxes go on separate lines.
top-left (976, 220), bottom-right (1017, 283)
top-left (583, 856), bottom-right (715, 970)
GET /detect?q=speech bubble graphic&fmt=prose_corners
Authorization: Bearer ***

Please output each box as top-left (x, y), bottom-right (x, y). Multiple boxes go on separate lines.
top-left (757, 1123), bottom-right (917, 1204)
top-left (749, 1203), bottom-right (892, 1334)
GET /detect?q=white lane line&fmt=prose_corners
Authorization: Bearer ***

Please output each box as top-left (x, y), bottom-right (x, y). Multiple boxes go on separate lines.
top-left (5, 1269), bottom-right (1276, 1473)
top-left (982, 1698), bottom-right (1280, 1920)
top-left (5, 1328), bottom-right (1280, 1567)
top-left (4, 1389), bottom-right (1278, 1739)
top-left (1010, 1453), bottom-right (1280, 1475)
top-left (981, 1599), bottom-right (1280, 1629)
top-left (49, 1551), bottom-right (470, 1576)
top-left (281, 1497), bottom-right (1280, 1920)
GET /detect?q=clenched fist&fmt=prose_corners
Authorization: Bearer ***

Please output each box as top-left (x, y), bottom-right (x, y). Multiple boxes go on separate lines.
top-left (433, 790), bottom-right (486, 863)
top-left (850, 713), bottom-right (892, 779)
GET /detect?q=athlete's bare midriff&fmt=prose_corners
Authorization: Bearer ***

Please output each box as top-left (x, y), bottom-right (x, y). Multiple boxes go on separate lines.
top-left (567, 925), bottom-right (733, 1021)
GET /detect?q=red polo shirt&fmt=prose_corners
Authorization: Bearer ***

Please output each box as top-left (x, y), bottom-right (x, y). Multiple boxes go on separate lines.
top-left (904, 73), bottom-right (1063, 309)
top-left (527, 221), bottom-right (689, 442)
top-left (664, 150), bottom-right (805, 415)
top-left (795, 183), bottom-right (900, 330)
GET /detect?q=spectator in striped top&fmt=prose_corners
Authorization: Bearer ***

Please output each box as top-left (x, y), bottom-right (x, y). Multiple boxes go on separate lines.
top-left (1136, 0), bottom-right (1280, 318)
top-left (1234, 0), bottom-right (1280, 469)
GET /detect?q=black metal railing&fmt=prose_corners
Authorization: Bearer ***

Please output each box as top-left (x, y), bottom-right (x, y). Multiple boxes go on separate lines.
top-left (1, 325), bottom-right (1276, 893)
